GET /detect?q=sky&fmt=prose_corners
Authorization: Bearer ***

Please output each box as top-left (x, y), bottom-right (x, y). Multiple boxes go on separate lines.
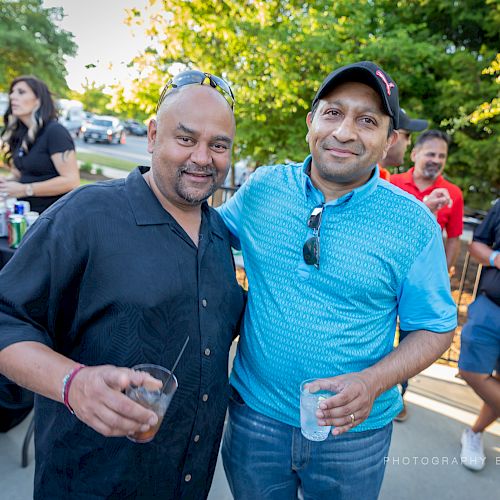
top-left (43, 0), bottom-right (151, 92)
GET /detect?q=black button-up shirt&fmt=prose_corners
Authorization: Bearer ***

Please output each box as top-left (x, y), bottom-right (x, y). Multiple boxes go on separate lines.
top-left (0, 167), bottom-right (245, 499)
top-left (474, 201), bottom-right (500, 305)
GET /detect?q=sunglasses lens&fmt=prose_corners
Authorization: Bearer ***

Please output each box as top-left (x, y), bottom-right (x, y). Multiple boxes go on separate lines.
top-left (171, 70), bottom-right (205, 87)
top-left (303, 205), bottom-right (323, 268)
top-left (157, 71), bottom-right (234, 112)
top-left (303, 237), bottom-right (319, 266)
top-left (307, 207), bottom-right (323, 229)
top-left (211, 75), bottom-right (234, 99)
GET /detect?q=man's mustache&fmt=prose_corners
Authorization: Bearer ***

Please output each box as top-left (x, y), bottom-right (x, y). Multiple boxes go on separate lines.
top-left (320, 140), bottom-right (364, 155)
top-left (179, 165), bottom-right (217, 176)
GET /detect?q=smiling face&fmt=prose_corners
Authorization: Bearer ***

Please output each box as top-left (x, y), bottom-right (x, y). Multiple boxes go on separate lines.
top-left (9, 81), bottom-right (40, 120)
top-left (411, 137), bottom-right (448, 181)
top-left (306, 81), bottom-right (396, 192)
top-left (147, 85), bottom-right (235, 209)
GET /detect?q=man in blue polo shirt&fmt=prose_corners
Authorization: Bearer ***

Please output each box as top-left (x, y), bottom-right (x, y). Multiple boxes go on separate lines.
top-left (218, 61), bottom-right (457, 499)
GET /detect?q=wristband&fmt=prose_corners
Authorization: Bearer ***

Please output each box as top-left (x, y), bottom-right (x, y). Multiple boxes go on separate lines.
top-left (489, 250), bottom-right (499, 267)
top-left (62, 365), bottom-right (86, 414)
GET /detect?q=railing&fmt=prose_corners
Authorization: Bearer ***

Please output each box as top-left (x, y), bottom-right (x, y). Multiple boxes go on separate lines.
top-left (209, 186), bottom-right (238, 208)
top-left (441, 248), bottom-right (482, 365)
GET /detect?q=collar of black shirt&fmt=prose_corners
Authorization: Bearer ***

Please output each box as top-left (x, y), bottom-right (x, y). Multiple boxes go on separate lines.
top-left (128, 167), bottom-right (225, 241)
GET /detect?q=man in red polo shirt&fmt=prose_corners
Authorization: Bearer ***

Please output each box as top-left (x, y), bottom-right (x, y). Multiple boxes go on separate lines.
top-left (391, 129), bottom-right (463, 423)
top-left (391, 129), bottom-right (464, 272)
top-left (377, 108), bottom-right (428, 181)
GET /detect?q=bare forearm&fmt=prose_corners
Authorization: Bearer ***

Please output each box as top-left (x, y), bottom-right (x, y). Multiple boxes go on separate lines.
top-left (469, 241), bottom-right (500, 268)
top-left (0, 342), bottom-right (161, 437)
top-left (445, 237), bottom-right (460, 270)
top-left (0, 151), bottom-right (79, 197)
top-left (28, 175), bottom-right (79, 197)
top-left (0, 175), bottom-right (79, 198)
top-left (361, 329), bottom-right (454, 398)
top-left (0, 342), bottom-right (77, 403)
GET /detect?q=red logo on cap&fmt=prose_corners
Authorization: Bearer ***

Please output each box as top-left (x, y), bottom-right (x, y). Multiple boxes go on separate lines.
top-left (376, 70), bottom-right (395, 96)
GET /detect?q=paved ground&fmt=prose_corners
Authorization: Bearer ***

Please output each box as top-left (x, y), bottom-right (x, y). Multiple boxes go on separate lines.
top-left (75, 135), bottom-right (151, 166)
top-left (1, 364), bottom-right (499, 499)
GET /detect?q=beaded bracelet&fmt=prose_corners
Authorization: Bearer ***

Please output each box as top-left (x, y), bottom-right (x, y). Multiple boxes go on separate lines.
top-left (62, 365), bottom-right (86, 415)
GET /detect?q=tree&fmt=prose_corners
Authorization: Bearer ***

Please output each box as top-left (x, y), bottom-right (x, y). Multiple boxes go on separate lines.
top-left (71, 80), bottom-right (113, 116)
top-left (442, 53), bottom-right (500, 209)
top-left (0, 0), bottom-right (76, 95)
top-left (126, 0), bottom-right (499, 207)
top-left (379, 0), bottom-right (500, 209)
top-left (109, 77), bottom-right (160, 122)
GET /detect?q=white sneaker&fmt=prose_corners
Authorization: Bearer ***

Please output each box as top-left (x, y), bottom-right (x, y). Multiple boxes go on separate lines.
top-left (460, 428), bottom-right (486, 471)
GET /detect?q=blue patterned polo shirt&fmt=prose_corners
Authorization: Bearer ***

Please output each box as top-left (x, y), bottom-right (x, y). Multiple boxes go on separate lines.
top-left (218, 156), bottom-right (457, 431)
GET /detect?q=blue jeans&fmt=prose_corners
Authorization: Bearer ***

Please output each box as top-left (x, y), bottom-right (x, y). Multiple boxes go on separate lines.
top-left (222, 387), bottom-right (392, 500)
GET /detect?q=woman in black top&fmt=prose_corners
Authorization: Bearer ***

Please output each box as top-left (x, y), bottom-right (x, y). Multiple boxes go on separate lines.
top-left (0, 76), bottom-right (79, 213)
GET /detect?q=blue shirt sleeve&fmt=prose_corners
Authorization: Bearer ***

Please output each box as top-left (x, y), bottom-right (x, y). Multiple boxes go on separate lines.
top-left (397, 225), bottom-right (457, 333)
top-left (216, 177), bottom-right (252, 250)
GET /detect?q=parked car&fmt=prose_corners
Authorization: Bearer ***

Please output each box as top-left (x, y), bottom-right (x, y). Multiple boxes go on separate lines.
top-left (82, 116), bottom-right (124, 144)
top-left (123, 119), bottom-right (148, 136)
top-left (58, 99), bottom-right (86, 137)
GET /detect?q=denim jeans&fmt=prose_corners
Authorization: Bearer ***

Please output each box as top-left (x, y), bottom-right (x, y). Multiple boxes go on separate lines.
top-left (222, 387), bottom-right (392, 500)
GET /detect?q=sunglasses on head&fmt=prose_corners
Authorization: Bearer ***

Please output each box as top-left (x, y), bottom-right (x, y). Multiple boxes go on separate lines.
top-left (156, 70), bottom-right (235, 113)
top-left (302, 205), bottom-right (324, 269)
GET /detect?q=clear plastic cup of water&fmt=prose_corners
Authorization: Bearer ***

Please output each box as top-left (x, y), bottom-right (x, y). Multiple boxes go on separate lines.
top-left (300, 378), bottom-right (335, 442)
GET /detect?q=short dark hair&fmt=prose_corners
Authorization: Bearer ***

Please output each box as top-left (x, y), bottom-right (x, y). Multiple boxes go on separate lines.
top-left (414, 129), bottom-right (451, 149)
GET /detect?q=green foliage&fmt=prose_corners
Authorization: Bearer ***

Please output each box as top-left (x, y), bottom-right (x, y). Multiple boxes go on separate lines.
top-left (71, 80), bottom-right (113, 115)
top-left (125, 0), bottom-right (499, 208)
top-left (0, 0), bottom-right (76, 94)
top-left (79, 162), bottom-right (103, 177)
top-left (108, 83), bottom-right (154, 121)
top-left (79, 161), bottom-right (93, 173)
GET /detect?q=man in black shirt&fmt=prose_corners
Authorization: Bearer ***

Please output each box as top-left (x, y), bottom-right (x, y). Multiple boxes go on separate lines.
top-left (458, 201), bottom-right (500, 471)
top-left (0, 72), bottom-right (244, 499)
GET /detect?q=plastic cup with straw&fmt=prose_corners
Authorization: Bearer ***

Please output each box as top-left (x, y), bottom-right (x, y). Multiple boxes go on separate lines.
top-left (126, 336), bottom-right (190, 443)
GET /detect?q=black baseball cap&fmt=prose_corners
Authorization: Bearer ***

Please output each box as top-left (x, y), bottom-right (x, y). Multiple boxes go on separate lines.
top-left (312, 61), bottom-right (400, 128)
top-left (398, 108), bottom-right (428, 132)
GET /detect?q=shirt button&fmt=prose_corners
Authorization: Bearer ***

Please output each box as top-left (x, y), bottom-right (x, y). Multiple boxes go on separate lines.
top-left (194, 434), bottom-right (200, 442)
top-left (201, 299), bottom-right (207, 307)
top-left (185, 474), bottom-right (192, 482)
top-left (202, 393), bottom-right (209, 402)
top-left (204, 348), bottom-right (211, 356)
